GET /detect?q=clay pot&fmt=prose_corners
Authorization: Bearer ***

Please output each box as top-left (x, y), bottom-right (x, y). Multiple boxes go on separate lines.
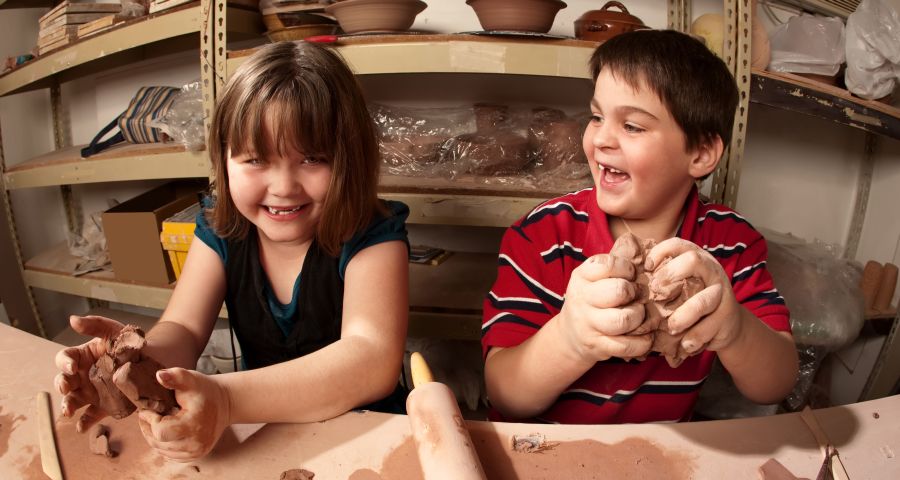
top-left (324, 0), bottom-right (427, 34)
top-left (574, 1), bottom-right (648, 42)
top-left (466, 0), bottom-right (567, 33)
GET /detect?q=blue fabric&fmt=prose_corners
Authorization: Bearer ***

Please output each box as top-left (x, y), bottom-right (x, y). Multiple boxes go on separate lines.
top-left (195, 199), bottom-right (410, 337)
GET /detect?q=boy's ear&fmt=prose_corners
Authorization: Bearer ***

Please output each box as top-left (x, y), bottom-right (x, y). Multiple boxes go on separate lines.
top-left (688, 135), bottom-right (724, 179)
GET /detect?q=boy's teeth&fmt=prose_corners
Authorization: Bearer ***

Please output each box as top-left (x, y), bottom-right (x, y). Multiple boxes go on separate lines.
top-left (266, 206), bottom-right (301, 215)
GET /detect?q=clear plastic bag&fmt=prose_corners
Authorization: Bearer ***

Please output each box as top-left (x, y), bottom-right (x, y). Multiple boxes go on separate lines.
top-left (763, 229), bottom-right (865, 350)
top-left (148, 81), bottom-right (205, 151)
top-left (844, 0), bottom-right (900, 100)
top-left (66, 212), bottom-right (110, 276)
top-left (768, 14), bottom-right (846, 76)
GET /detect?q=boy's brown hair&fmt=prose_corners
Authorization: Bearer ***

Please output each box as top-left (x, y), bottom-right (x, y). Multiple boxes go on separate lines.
top-left (589, 29), bottom-right (739, 153)
top-left (207, 41), bottom-right (383, 257)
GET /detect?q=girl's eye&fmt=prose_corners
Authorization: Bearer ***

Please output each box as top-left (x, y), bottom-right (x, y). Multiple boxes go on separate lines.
top-left (302, 156), bottom-right (326, 165)
top-left (590, 114), bottom-right (603, 124)
top-left (245, 157), bottom-right (264, 165)
top-left (624, 123), bottom-right (645, 133)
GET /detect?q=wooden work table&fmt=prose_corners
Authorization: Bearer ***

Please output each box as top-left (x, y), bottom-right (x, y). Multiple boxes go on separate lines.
top-left (1, 322), bottom-right (898, 479)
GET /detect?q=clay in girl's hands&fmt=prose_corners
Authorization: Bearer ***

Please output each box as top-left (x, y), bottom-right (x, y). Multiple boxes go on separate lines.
top-left (89, 325), bottom-right (178, 418)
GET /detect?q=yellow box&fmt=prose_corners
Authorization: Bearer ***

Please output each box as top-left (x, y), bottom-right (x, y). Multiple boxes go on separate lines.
top-left (160, 202), bottom-right (201, 280)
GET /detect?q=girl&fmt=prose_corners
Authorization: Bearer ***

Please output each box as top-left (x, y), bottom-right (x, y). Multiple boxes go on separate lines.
top-left (53, 41), bottom-right (410, 461)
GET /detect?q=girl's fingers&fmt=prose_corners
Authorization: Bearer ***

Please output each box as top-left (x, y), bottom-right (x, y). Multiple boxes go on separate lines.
top-left (69, 315), bottom-right (125, 339)
top-left (76, 405), bottom-right (107, 433)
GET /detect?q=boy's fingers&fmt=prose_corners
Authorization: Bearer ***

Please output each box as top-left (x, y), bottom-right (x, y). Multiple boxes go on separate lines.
top-left (649, 248), bottom-right (717, 288)
top-left (581, 278), bottom-right (636, 309)
top-left (577, 254), bottom-right (636, 282)
top-left (644, 237), bottom-right (694, 271)
top-left (600, 334), bottom-right (653, 360)
top-left (666, 285), bottom-right (723, 334)
top-left (587, 303), bottom-right (645, 336)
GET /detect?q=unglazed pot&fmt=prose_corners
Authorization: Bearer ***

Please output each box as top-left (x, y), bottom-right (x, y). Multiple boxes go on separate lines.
top-left (574, 1), bottom-right (648, 42)
top-left (466, 0), bottom-right (567, 33)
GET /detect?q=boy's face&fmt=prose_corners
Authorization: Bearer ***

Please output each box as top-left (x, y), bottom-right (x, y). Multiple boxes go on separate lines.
top-left (583, 69), bottom-right (700, 221)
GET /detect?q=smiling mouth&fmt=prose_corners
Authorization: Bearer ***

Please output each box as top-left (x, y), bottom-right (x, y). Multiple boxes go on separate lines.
top-left (265, 205), bottom-right (303, 215)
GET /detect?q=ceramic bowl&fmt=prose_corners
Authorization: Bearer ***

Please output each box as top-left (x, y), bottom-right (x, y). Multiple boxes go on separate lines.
top-left (466, 0), bottom-right (567, 34)
top-left (324, 0), bottom-right (427, 34)
top-left (266, 24), bottom-right (340, 42)
top-left (262, 11), bottom-right (336, 31)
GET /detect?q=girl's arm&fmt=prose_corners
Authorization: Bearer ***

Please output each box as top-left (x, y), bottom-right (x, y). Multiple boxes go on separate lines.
top-left (219, 239), bottom-right (409, 423)
top-left (144, 239), bottom-right (227, 369)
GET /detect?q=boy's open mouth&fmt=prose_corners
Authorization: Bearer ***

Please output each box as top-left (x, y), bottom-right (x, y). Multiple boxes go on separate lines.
top-left (598, 163), bottom-right (630, 184)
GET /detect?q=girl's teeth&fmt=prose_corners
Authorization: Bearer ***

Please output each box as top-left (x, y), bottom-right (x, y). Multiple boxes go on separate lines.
top-left (267, 206), bottom-right (301, 215)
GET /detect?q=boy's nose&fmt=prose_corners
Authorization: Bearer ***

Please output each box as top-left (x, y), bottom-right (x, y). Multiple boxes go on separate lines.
top-left (590, 123), bottom-right (617, 150)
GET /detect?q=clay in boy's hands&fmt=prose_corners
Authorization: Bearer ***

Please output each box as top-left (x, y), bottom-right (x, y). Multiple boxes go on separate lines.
top-left (89, 325), bottom-right (178, 418)
top-left (609, 233), bottom-right (706, 367)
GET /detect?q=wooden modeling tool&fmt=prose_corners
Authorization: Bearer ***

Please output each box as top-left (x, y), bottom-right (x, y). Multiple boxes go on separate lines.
top-left (36, 391), bottom-right (64, 480)
top-left (406, 352), bottom-right (486, 480)
top-left (799, 406), bottom-right (850, 480)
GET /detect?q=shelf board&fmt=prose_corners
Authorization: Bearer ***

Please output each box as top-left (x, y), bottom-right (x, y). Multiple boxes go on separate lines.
top-left (751, 69), bottom-right (900, 140)
top-left (0, 2), bottom-right (204, 97)
top-left (227, 34), bottom-right (597, 80)
top-left (865, 307), bottom-right (898, 321)
top-left (0, 0), bottom-right (56, 9)
top-left (378, 173), bottom-right (584, 227)
top-left (3, 143), bottom-right (210, 189)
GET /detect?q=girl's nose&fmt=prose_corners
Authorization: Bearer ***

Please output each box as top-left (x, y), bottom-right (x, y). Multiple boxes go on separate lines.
top-left (268, 165), bottom-right (300, 197)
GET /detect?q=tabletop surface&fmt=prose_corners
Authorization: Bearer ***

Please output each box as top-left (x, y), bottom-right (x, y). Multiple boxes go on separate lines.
top-left (1, 322), bottom-right (898, 479)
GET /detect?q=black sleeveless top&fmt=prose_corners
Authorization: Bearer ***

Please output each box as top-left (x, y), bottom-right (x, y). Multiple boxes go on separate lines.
top-left (224, 234), bottom-right (342, 370)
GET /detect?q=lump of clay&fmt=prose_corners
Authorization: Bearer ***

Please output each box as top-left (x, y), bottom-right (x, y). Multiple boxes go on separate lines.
top-left (609, 233), bottom-right (706, 367)
top-left (88, 325), bottom-right (178, 419)
top-left (280, 469), bottom-right (315, 480)
top-left (89, 424), bottom-right (115, 457)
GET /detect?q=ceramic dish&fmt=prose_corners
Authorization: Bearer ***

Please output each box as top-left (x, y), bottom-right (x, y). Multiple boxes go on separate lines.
top-left (325, 0), bottom-right (427, 35)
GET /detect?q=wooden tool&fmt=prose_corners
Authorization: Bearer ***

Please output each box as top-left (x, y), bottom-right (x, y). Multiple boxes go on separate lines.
top-left (799, 406), bottom-right (850, 480)
top-left (36, 391), bottom-right (64, 480)
top-left (406, 352), bottom-right (486, 480)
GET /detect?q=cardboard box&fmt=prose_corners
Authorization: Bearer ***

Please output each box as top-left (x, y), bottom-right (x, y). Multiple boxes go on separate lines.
top-left (102, 180), bottom-right (206, 286)
top-left (160, 202), bottom-right (201, 280)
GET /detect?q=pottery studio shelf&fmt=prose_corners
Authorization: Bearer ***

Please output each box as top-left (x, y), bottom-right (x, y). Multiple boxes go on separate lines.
top-left (0, 1), bottom-right (262, 98)
top-left (3, 143), bottom-right (210, 189)
top-left (227, 33), bottom-right (598, 80)
top-left (23, 242), bottom-right (493, 341)
top-left (751, 69), bottom-right (900, 140)
top-left (379, 173), bottom-right (583, 228)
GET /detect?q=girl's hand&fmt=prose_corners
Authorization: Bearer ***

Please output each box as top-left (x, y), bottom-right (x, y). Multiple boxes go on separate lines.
top-left (558, 254), bottom-right (651, 363)
top-left (137, 368), bottom-right (231, 462)
top-left (53, 315), bottom-right (125, 432)
top-left (645, 238), bottom-right (744, 354)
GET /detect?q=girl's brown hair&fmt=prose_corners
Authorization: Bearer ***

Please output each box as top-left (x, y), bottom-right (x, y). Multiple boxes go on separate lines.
top-left (207, 41), bottom-right (383, 257)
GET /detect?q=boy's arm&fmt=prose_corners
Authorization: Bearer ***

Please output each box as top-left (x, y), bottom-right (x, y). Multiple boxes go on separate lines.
top-left (219, 240), bottom-right (409, 424)
top-left (716, 308), bottom-right (798, 404)
top-left (485, 255), bottom-right (650, 420)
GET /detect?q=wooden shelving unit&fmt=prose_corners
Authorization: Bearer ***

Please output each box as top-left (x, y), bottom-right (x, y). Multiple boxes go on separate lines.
top-left (751, 69), bottom-right (900, 140)
top-left (3, 143), bottom-right (209, 188)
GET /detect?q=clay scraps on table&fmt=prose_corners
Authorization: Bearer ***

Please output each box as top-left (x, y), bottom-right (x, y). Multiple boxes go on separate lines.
top-left (280, 468), bottom-right (315, 480)
top-left (88, 424), bottom-right (115, 457)
top-left (511, 433), bottom-right (559, 453)
top-left (609, 233), bottom-right (706, 367)
top-left (88, 325), bottom-right (178, 421)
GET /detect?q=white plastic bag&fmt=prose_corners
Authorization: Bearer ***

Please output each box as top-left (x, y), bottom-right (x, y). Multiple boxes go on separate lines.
top-left (845, 0), bottom-right (900, 100)
top-left (769, 14), bottom-right (846, 76)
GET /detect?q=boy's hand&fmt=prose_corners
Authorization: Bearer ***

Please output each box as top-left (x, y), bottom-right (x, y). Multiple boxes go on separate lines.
top-left (645, 238), bottom-right (744, 354)
top-left (559, 254), bottom-right (652, 363)
top-left (137, 368), bottom-right (231, 462)
top-left (54, 315), bottom-right (125, 432)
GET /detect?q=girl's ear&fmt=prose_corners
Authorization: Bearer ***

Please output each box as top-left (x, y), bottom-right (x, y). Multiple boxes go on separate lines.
top-left (689, 135), bottom-right (724, 179)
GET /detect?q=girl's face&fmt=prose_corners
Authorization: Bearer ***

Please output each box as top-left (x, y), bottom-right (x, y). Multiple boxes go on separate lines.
top-left (226, 119), bottom-right (332, 249)
top-left (582, 69), bottom-right (698, 221)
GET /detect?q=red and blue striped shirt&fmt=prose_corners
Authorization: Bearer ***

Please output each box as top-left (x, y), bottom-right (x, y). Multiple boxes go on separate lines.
top-left (482, 186), bottom-right (790, 424)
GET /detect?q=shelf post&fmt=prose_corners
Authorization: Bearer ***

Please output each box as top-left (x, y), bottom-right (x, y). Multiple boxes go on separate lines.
top-left (667, 0), bottom-right (692, 32)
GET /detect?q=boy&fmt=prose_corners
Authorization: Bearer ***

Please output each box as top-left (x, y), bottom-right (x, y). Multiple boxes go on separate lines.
top-left (482, 30), bottom-right (798, 424)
